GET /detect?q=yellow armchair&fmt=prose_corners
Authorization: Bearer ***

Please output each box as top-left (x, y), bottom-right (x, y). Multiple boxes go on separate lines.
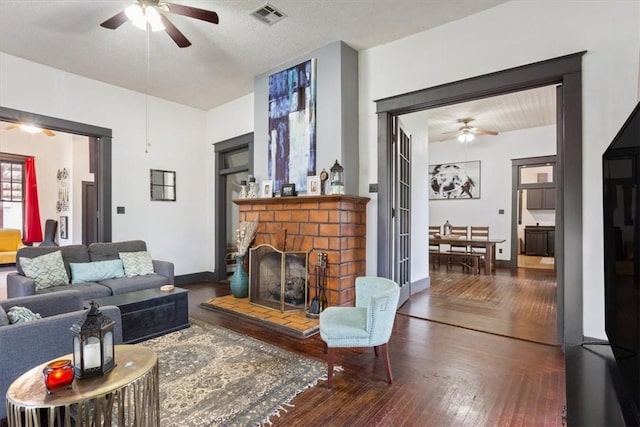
top-left (0, 229), bottom-right (24, 264)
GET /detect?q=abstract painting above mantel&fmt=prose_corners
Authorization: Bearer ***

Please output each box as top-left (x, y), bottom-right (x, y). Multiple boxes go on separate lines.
top-left (268, 58), bottom-right (316, 194)
top-left (429, 160), bottom-right (481, 200)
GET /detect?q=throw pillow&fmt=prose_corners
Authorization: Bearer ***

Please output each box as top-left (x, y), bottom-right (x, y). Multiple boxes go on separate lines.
top-left (119, 251), bottom-right (155, 277)
top-left (70, 259), bottom-right (126, 284)
top-left (7, 306), bottom-right (42, 324)
top-left (19, 251), bottom-right (69, 290)
top-left (0, 305), bottom-right (8, 326)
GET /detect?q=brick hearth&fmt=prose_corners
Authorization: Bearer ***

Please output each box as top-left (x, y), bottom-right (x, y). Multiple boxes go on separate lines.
top-left (235, 195), bottom-right (370, 307)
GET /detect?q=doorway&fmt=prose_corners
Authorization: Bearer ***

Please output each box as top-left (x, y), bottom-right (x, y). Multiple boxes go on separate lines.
top-left (376, 52), bottom-right (584, 345)
top-left (0, 107), bottom-right (112, 243)
top-left (214, 133), bottom-right (253, 281)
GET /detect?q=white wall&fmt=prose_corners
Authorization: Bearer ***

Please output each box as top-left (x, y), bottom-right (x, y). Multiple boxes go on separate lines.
top-left (428, 125), bottom-right (556, 260)
top-left (359, 0), bottom-right (640, 339)
top-left (0, 53), bottom-right (208, 275)
top-left (205, 93), bottom-right (255, 267)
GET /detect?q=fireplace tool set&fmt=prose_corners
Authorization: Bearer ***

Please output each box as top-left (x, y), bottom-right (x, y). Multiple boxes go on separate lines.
top-left (307, 252), bottom-right (328, 319)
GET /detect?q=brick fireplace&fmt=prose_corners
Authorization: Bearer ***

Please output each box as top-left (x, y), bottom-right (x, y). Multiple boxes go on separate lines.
top-left (235, 195), bottom-right (370, 307)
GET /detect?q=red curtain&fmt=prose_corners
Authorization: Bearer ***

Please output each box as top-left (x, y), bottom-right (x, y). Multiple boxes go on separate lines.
top-left (23, 157), bottom-right (43, 244)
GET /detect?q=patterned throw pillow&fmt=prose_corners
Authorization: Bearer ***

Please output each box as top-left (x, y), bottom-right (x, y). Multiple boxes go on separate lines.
top-left (20, 251), bottom-right (69, 290)
top-left (119, 251), bottom-right (155, 277)
top-left (7, 306), bottom-right (42, 324)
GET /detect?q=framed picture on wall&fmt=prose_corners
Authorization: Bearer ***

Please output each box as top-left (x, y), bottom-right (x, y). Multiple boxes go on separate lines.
top-left (59, 215), bottom-right (68, 239)
top-left (428, 160), bottom-right (481, 200)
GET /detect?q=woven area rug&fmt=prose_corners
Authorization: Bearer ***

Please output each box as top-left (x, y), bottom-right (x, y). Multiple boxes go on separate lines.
top-left (139, 318), bottom-right (326, 426)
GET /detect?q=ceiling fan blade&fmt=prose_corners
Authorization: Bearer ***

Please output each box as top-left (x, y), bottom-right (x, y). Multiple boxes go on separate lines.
top-left (160, 15), bottom-right (192, 48)
top-left (165, 3), bottom-right (219, 24)
top-left (5, 124), bottom-right (18, 131)
top-left (440, 129), bottom-right (463, 137)
top-left (42, 129), bottom-right (56, 137)
top-left (100, 11), bottom-right (129, 29)
top-left (471, 129), bottom-right (499, 136)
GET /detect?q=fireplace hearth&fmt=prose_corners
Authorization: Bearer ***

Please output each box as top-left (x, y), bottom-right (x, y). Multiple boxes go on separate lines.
top-left (249, 244), bottom-right (308, 312)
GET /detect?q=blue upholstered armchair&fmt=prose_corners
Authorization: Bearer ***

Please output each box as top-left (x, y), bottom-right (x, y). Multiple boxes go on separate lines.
top-left (319, 276), bottom-right (400, 388)
top-left (0, 290), bottom-right (122, 420)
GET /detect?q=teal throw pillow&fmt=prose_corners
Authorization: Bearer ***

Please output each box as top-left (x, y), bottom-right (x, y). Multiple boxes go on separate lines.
top-left (19, 251), bottom-right (69, 290)
top-left (70, 259), bottom-right (126, 284)
top-left (7, 306), bottom-right (42, 324)
top-left (119, 251), bottom-right (155, 277)
top-left (0, 305), bottom-right (8, 326)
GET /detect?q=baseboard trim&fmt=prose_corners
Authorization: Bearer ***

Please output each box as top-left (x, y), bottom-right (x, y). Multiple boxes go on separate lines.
top-left (411, 277), bottom-right (430, 294)
top-left (175, 271), bottom-right (216, 286)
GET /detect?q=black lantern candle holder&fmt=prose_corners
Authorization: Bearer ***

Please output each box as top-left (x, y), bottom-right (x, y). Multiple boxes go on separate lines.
top-left (70, 301), bottom-right (115, 379)
top-left (330, 160), bottom-right (345, 195)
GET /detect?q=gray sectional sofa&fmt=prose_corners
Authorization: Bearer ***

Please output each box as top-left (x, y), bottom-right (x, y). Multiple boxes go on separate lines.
top-left (0, 290), bottom-right (123, 420)
top-left (7, 240), bottom-right (174, 299)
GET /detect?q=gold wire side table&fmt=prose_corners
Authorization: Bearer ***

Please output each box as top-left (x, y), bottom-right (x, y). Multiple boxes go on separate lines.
top-left (6, 345), bottom-right (159, 427)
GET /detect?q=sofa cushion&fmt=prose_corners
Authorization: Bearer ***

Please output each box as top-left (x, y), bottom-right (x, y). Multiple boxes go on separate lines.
top-left (19, 251), bottom-right (69, 290)
top-left (7, 306), bottom-right (42, 324)
top-left (36, 283), bottom-right (113, 300)
top-left (119, 251), bottom-right (154, 277)
top-left (0, 305), bottom-right (8, 326)
top-left (99, 274), bottom-right (168, 295)
top-left (16, 245), bottom-right (90, 279)
top-left (89, 240), bottom-right (147, 262)
top-left (70, 260), bottom-right (126, 284)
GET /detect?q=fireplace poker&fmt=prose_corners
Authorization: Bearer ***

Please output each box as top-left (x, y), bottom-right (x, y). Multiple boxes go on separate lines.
top-left (306, 253), bottom-right (323, 318)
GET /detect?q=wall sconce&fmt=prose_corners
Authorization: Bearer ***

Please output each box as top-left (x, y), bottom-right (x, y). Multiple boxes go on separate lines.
top-left (70, 302), bottom-right (115, 379)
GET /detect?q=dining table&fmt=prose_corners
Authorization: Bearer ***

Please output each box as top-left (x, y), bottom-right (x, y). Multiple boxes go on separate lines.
top-left (430, 236), bottom-right (506, 275)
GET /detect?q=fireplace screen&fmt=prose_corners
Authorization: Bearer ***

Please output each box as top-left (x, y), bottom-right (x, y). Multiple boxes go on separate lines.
top-left (249, 244), bottom-right (308, 312)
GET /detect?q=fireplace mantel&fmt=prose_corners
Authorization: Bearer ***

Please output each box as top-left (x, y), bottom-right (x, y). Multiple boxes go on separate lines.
top-left (235, 195), bottom-right (370, 307)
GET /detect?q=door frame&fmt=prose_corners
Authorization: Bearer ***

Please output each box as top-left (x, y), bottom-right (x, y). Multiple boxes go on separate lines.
top-left (213, 133), bottom-right (253, 281)
top-left (375, 52), bottom-right (584, 346)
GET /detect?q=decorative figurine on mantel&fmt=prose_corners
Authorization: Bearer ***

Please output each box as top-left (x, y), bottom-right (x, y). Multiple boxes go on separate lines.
top-left (319, 169), bottom-right (329, 195)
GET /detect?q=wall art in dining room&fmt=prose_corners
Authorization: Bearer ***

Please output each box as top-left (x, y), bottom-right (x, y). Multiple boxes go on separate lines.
top-left (267, 58), bottom-right (316, 194)
top-left (429, 160), bottom-right (481, 200)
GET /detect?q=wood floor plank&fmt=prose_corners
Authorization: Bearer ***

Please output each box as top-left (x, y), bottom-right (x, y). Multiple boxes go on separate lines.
top-left (184, 271), bottom-right (565, 426)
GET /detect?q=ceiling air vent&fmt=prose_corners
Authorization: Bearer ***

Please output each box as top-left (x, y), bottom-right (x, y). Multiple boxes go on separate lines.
top-left (251, 3), bottom-right (287, 25)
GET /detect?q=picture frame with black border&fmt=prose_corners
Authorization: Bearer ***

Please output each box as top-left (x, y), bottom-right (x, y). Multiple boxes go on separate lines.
top-left (281, 183), bottom-right (297, 197)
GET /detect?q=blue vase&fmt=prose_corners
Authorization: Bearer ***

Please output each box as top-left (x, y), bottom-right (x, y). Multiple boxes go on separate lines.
top-left (230, 254), bottom-right (249, 298)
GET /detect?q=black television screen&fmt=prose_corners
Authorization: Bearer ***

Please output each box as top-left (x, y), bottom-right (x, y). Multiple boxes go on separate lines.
top-left (603, 100), bottom-right (640, 424)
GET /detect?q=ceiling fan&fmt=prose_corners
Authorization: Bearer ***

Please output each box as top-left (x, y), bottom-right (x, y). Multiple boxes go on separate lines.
top-left (441, 118), bottom-right (498, 142)
top-left (5, 123), bottom-right (55, 137)
top-left (100, 0), bottom-right (219, 48)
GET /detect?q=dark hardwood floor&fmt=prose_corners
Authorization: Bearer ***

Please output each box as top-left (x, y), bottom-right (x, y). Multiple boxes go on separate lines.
top-left (185, 268), bottom-right (566, 426)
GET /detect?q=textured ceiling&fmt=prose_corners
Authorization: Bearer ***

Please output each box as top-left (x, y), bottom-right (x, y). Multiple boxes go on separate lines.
top-left (0, 0), bottom-right (508, 111)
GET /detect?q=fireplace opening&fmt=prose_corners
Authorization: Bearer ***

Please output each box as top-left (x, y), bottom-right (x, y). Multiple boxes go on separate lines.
top-left (249, 244), bottom-right (308, 312)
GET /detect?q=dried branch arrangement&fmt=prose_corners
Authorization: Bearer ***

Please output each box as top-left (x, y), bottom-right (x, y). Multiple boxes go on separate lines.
top-left (235, 221), bottom-right (259, 256)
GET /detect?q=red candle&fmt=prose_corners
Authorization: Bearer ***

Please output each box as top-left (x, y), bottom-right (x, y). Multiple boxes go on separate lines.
top-left (42, 359), bottom-right (74, 394)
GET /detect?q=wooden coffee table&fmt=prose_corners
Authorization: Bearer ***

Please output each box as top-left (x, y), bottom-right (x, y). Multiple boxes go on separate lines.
top-left (90, 287), bottom-right (190, 343)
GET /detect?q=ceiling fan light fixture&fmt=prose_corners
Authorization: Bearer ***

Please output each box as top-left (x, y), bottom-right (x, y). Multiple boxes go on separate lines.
top-left (145, 7), bottom-right (165, 31)
top-left (19, 124), bottom-right (43, 134)
top-left (458, 133), bottom-right (474, 143)
top-left (125, 4), bottom-right (147, 30)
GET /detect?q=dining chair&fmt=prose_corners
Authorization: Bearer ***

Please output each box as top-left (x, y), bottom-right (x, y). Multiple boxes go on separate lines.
top-left (319, 276), bottom-right (400, 389)
top-left (449, 226), bottom-right (469, 253)
top-left (429, 225), bottom-right (441, 251)
top-left (39, 219), bottom-right (58, 247)
top-left (470, 226), bottom-right (490, 272)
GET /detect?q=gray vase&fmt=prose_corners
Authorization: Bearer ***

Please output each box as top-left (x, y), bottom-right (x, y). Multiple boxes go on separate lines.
top-left (230, 254), bottom-right (249, 298)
